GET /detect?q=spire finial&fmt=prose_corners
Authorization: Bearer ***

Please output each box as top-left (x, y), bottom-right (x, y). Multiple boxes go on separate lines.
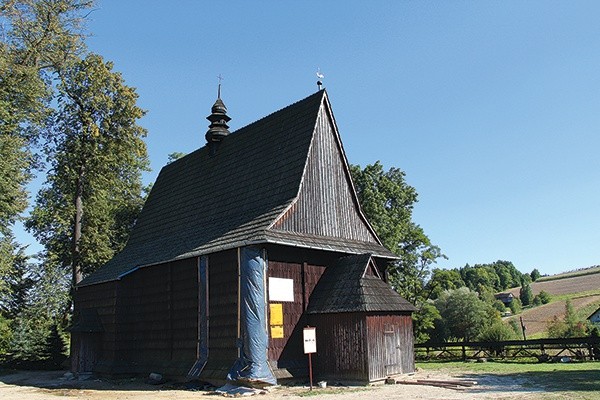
top-left (217, 74), bottom-right (223, 98)
top-left (316, 68), bottom-right (324, 90)
top-left (205, 75), bottom-right (231, 145)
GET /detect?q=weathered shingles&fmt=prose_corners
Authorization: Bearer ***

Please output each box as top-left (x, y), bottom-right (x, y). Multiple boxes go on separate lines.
top-left (307, 254), bottom-right (416, 314)
top-left (81, 91), bottom-right (324, 286)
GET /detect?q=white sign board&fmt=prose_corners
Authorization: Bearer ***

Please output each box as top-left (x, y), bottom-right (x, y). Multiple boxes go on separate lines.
top-left (268, 277), bottom-right (294, 302)
top-left (303, 327), bottom-right (317, 354)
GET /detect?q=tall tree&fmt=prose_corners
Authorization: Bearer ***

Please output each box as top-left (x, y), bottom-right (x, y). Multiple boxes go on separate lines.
top-left (434, 287), bottom-right (496, 342)
top-left (0, 234), bottom-right (33, 317)
top-left (0, 0), bottom-right (92, 208)
top-left (519, 282), bottom-right (533, 307)
top-left (350, 161), bottom-right (445, 305)
top-left (0, 0), bottom-right (92, 276)
top-left (27, 53), bottom-right (149, 286)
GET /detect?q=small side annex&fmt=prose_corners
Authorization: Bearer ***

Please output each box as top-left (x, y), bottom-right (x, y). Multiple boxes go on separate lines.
top-left (71, 89), bottom-right (416, 384)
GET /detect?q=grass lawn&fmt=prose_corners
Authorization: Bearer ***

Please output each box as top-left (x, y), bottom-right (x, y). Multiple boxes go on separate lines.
top-left (417, 360), bottom-right (600, 399)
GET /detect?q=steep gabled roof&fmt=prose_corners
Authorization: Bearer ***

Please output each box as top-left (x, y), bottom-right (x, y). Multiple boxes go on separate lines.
top-left (80, 90), bottom-right (395, 287)
top-left (306, 254), bottom-right (416, 314)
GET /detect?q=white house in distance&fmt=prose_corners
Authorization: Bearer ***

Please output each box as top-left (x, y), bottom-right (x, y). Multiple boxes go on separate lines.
top-left (588, 307), bottom-right (600, 325)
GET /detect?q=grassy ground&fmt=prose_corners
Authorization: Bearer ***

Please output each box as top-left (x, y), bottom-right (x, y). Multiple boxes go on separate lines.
top-left (417, 360), bottom-right (600, 399)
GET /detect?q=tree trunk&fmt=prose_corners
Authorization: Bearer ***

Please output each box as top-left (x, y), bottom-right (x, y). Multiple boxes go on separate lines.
top-left (72, 165), bottom-right (84, 286)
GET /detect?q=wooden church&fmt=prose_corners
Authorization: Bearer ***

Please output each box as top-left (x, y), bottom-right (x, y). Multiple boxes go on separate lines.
top-left (71, 88), bottom-right (416, 384)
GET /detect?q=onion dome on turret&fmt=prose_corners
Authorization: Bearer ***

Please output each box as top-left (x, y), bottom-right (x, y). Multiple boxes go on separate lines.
top-left (205, 84), bottom-right (231, 144)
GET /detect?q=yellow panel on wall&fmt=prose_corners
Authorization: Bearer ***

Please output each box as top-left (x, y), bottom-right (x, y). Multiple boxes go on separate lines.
top-left (270, 303), bottom-right (283, 326)
top-left (271, 325), bottom-right (284, 339)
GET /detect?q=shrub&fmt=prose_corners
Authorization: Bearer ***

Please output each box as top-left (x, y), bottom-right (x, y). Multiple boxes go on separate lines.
top-left (478, 321), bottom-right (517, 342)
top-left (509, 297), bottom-right (522, 314)
top-left (546, 299), bottom-right (589, 338)
top-left (493, 299), bottom-right (507, 313)
top-left (537, 290), bottom-right (551, 304)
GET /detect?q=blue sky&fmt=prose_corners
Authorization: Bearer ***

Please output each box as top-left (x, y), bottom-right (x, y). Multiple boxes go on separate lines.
top-left (15, 1), bottom-right (600, 275)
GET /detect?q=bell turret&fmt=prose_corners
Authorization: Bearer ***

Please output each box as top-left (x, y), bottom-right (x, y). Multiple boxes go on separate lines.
top-left (205, 84), bottom-right (231, 144)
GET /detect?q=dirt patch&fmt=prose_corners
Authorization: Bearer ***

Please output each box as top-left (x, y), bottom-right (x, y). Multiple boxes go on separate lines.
top-left (0, 369), bottom-right (548, 400)
top-left (507, 273), bottom-right (600, 297)
top-left (506, 295), bottom-right (600, 335)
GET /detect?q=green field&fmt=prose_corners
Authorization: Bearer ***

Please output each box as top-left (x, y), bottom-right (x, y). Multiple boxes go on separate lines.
top-left (417, 361), bottom-right (600, 399)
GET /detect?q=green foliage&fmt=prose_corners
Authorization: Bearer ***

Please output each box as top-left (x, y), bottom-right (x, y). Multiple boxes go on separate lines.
top-left (0, 0), bottom-right (93, 237)
top-left (459, 260), bottom-right (523, 293)
top-left (0, 235), bottom-right (33, 317)
top-left (478, 321), bottom-right (517, 342)
top-left (350, 161), bottom-right (445, 305)
top-left (509, 297), bottom-right (522, 314)
top-left (27, 53), bottom-right (149, 279)
top-left (0, 136), bottom-right (31, 234)
top-left (530, 268), bottom-right (541, 282)
top-left (412, 301), bottom-right (441, 343)
top-left (167, 151), bottom-right (187, 164)
top-left (492, 299), bottom-right (507, 313)
top-left (0, 313), bottom-right (11, 359)
top-left (426, 268), bottom-right (464, 300)
top-left (41, 324), bottom-right (67, 368)
top-left (8, 314), bottom-right (50, 365)
top-left (433, 287), bottom-right (494, 342)
top-left (546, 299), bottom-right (589, 338)
top-left (508, 318), bottom-right (521, 336)
top-left (2, 260), bottom-right (70, 367)
top-left (519, 283), bottom-right (533, 306)
top-left (532, 290), bottom-right (551, 307)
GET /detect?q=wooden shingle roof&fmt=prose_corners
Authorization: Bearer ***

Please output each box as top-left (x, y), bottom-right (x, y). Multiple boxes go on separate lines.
top-left (306, 254), bottom-right (416, 314)
top-left (80, 90), bottom-right (396, 287)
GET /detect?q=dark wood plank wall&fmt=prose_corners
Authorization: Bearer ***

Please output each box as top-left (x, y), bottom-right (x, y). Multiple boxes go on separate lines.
top-left (272, 109), bottom-right (377, 243)
top-left (308, 313), bottom-right (369, 382)
top-left (366, 314), bottom-right (415, 380)
top-left (267, 260), bottom-right (303, 367)
top-left (113, 257), bottom-right (198, 376)
top-left (267, 258), bottom-right (325, 374)
top-left (200, 249), bottom-right (239, 381)
top-left (74, 281), bottom-right (118, 371)
top-left (170, 258), bottom-right (200, 364)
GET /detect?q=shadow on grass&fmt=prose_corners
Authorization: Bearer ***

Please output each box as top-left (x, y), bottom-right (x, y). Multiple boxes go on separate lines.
top-left (460, 369), bottom-right (600, 394)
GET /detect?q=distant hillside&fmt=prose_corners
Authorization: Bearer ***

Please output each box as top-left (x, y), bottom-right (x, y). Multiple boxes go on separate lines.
top-left (536, 265), bottom-right (600, 283)
top-left (504, 269), bottom-right (600, 337)
top-left (506, 271), bottom-right (600, 297)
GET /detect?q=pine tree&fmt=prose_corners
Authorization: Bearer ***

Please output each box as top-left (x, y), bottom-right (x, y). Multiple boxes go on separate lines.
top-left (519, 283), bottom-right (533, 306)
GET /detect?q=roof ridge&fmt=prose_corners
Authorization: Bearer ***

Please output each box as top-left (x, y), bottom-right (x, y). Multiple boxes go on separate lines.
top-left (231, 90), bottom-right (326, 136)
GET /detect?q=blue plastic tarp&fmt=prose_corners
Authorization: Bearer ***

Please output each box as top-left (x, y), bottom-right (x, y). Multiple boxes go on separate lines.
top-left (227, 246), bottom-right (276, 385)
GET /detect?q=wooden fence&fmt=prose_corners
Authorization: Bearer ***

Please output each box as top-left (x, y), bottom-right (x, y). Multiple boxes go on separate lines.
top-left (415, 337), bottom-right (600, 361)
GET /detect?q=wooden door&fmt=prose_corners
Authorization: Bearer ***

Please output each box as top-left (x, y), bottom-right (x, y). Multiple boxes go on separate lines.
top-left (383, 325), bottom-right (401, 375)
